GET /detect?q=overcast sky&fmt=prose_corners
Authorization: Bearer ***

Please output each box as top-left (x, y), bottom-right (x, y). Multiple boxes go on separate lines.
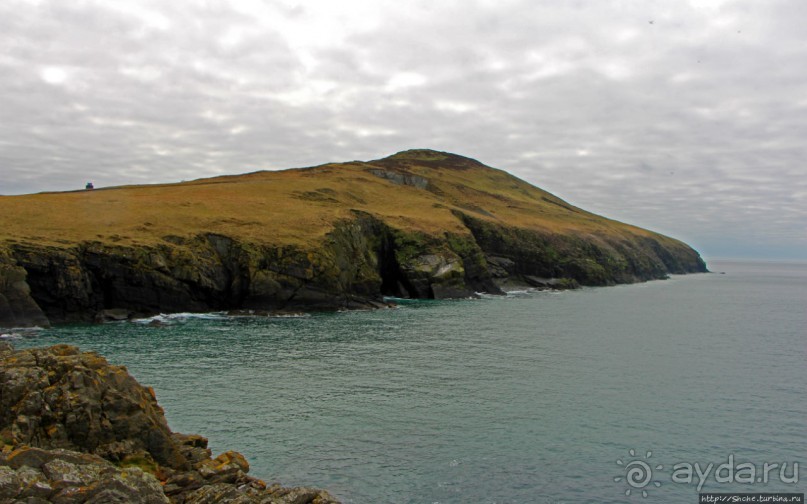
top-left (1, 0), bottom-right (805, 260)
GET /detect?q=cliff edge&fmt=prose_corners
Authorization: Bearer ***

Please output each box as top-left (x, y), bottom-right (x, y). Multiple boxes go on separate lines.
top-left (0, 149), bottom-right (706, 327)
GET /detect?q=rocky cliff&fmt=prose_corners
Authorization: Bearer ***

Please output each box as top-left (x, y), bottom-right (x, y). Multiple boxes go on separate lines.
top-left (0, 341), bottom-right (339, 503)
top-left (0, 149), bottom-right (706, 327)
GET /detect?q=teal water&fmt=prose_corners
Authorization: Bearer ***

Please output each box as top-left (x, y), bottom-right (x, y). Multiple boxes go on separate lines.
top-left (5, 260), bottom-right (806, 503)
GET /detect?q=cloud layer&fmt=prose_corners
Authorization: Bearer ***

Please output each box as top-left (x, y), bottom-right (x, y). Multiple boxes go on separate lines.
top-left (1, 0), bottom-right (805, 259)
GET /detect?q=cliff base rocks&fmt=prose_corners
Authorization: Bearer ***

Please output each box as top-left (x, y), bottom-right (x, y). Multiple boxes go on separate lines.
top-left (0, 149), bottom-right (707, 328)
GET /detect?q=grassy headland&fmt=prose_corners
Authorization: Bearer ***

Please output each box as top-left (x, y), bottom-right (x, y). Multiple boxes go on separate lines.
top-left (0, 149), bottom-right (706, 326)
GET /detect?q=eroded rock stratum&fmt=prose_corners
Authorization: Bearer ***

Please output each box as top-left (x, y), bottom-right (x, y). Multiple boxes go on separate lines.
top-left (0, 149), bottom-right (706, 327)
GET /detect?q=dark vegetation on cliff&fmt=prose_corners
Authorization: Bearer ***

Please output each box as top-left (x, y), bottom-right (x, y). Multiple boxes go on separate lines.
top-left (0, 341), bottom-right (338, 503)
top-left (0, 149), bottom-right (706, 327)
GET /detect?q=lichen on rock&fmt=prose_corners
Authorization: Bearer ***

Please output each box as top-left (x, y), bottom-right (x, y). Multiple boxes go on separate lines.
top-left (0, 343), bottom-right (340, 504)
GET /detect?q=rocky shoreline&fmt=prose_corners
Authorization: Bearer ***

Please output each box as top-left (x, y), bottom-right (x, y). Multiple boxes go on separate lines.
top-left (0, 150), bottom-right (708, 329)
top-left (0, 215), bottom-right (706, 329)
top-left (0, 341), bottom-right (339, 504)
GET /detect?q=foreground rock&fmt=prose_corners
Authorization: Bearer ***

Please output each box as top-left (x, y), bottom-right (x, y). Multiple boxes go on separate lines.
top-left (0, 342), bottom-right (339, 503)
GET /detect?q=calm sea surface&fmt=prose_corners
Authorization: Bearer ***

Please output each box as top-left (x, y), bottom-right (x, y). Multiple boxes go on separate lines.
top-left (6, 260), bottom-right (806, 503)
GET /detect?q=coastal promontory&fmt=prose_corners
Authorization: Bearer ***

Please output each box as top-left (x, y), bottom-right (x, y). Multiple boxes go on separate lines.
top-left (0, 149), bottom-right (706, 327)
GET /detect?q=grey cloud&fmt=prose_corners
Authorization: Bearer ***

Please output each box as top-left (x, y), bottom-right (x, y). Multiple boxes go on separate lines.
top-left (0, 0), bottom-right (804, 259)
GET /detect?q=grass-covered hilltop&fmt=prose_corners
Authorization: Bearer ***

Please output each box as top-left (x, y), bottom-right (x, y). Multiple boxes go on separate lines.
top-left (0, 149), bottom-right (706, 327)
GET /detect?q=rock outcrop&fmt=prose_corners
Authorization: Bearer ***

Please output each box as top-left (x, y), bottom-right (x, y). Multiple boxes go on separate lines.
top-left (0, 250), bottom-right (49, 329)
top-left (0, 342), bottom-right (339, 504)
top-left (0, 149), bottom-right (707, 327)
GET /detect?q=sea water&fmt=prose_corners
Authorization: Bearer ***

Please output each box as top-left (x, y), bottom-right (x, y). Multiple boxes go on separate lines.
top-left (6, 260), bottom-right (807, 503)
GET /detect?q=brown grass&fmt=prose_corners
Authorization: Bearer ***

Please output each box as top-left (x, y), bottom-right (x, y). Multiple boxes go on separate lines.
top-left (0, 150), bottom-right (677, 249)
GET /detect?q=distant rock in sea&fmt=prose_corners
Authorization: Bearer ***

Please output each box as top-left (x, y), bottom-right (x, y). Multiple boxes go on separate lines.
top-left (0, 341), bottom-right (339, 503)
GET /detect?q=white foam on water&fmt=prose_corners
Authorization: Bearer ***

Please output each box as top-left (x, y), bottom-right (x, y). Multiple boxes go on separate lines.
top-left (0, 326), bottom-right (45, 339)
top-left (476, 292), bottom-right (502, 299)
top-left (504, 289), bottom-right (530, 295)
top-left (225, 310), bottom-right (312, 319)
top-left (133, 312), bottom-right (229, 324)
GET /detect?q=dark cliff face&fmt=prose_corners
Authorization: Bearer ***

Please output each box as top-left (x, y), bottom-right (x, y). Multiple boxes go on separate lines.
top-left (0, 209), bottom-right (706, 327)
top-left (0, 249), bottom-right (50, 328)
top-left (0, 150), bottom-right (708, 327)
top-left (457, 213), bottom-right (707, 286)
